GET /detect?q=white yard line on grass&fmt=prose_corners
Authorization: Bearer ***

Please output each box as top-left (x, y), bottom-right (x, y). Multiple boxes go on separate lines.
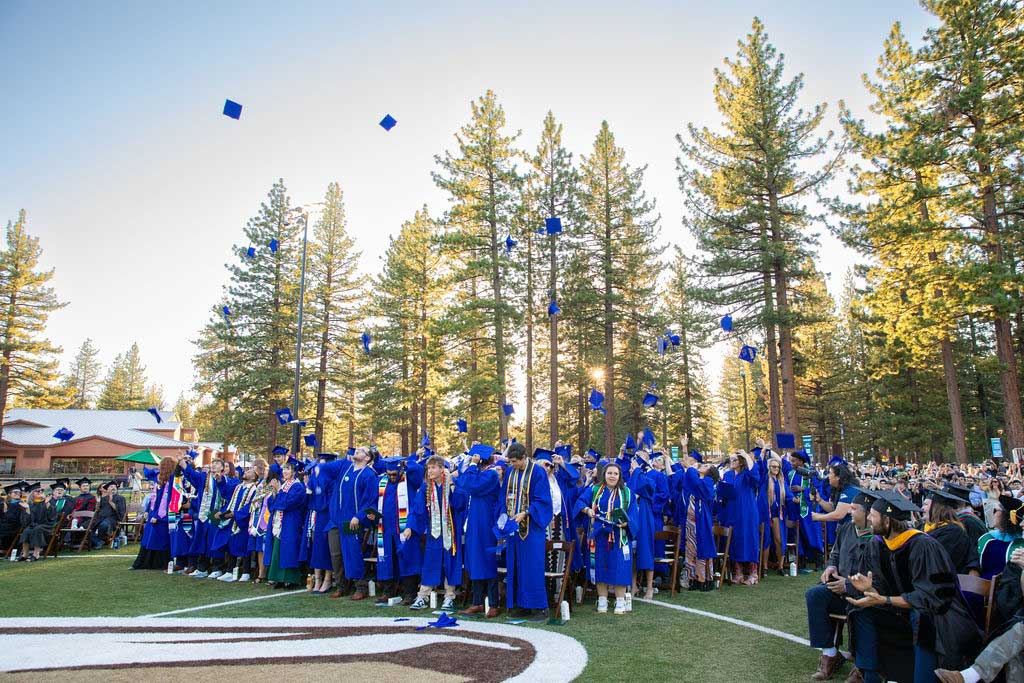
top-left (138, 590), bottom-right (304, 618)
top-left (53, 554), bottom-right (132, 558)
top-left (635, 597), bottom-right (810, 646)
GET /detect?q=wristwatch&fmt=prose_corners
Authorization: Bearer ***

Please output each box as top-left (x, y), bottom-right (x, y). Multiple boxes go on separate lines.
top-left (885, 596), bottom-right (892, 608)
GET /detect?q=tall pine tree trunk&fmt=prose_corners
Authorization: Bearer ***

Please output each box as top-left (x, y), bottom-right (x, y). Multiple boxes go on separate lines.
top-left (469, 278), bottom-right (480, 444)
top-left (680, 330), bottom-right (694, 442)
top-left (762, 268), bottom-right (783, 436)
top-left (769, 192), bottom-right (799, 436)
top-left (602, 178), bottom-right (616, 460)
top-left (314, 294), bottom-right (330, 452)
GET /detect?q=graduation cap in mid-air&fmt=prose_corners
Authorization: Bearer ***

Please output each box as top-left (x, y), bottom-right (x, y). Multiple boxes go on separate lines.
top-left (721, 315), bottom-right (733, 332)
top-left (589, 388), bottom-right (607, 414)
top-left (739, 345), bottom-right (758, 363)
top-left (624, 433), bottom-right (637, 454)
top-left (456, 418), bottom-right (467, 434)
top-left (420, 432), bottom-right (431, 447)
top-left (271, 445), bottom-right (289, 456)
top-left (545, 216), bottom-right (563, 235)
top-left (53, 427), bottom-right (75, 442)
top-left (548, 299), bottom-right (561, 316)
top-left (665, 330), bottom-right (680, 346)
top-left (147, 407), bottom-right (162, 423)
top-left (269, 239), bottom-right (279, 253)
top-left (504, 234), bottom-right (517, 255)
top-left (641, 428), bottom-right (656, 450)
top-left (776, 433), bottom-right (796, 450)
top-left (222, 305), bottom-right (232, 318)
top-left (502, 403), bottom-right (515, 416)
top-left (361, 331), bottom-right (372, 355)
top-left (379, 114), bottom-right (397, 131)
top-left (642, 391), bottom-right (658, 408)
top-left (303, 434), bottom-right (317, 448)
top-left (222, 99), bottom-right (242, 120)
top-left (657, 336), bottom-right (669, 356)
top-left (246, 246), bottom-right (256, 259)
top-left (275, 407), bottom-right (294, 425)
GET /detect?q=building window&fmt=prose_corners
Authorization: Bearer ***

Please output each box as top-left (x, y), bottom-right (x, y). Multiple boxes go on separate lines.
top-left (50, 458), bottom-right (121, 475)
top-left (0, 458), bottom-right (14, 475)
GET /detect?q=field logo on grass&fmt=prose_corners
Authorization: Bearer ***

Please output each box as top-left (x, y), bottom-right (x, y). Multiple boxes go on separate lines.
top-left (0, 617), bottom-right (587, 682)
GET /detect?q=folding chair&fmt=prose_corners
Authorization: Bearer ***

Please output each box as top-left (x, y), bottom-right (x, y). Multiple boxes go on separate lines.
top-left (44, 512), bottom-right (68, 557)
top-left (712, 525), bottom-right (732, 590)
top-left (3, 523), bottom-right (24, 558)
top-left (654, 526), bottom-right (682, 596)
top-left (958, 573), bottom-right (997, 637)
top-left (545, 539), bottom-right (576, 609)
top-left (64, 511), bottom-right (94, 553)
top-left (786, 521), bottom-right (800, 572)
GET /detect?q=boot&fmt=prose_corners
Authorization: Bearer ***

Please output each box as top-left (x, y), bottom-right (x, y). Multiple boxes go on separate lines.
top-left (812, 653), bottom-right (843, 681)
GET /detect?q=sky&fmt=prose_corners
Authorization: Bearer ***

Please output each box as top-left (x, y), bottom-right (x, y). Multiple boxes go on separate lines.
top-left (0, 1), bottom-right (938, 406)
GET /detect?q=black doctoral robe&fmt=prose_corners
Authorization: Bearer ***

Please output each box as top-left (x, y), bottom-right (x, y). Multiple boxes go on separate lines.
top-left (927, 522), bottom-right (980, 575)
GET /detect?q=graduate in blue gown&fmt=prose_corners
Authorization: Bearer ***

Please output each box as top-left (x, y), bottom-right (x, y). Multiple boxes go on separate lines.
top-left (680, 448), bottom-right (718, 590)
top-left (180, 456), bottom-right (229, 577)
top-left (131, 456), bottom-right (175, 570)
top-left (786, 449), bottom-right (824, 570)
top-left (263, 460), bottom-right (307, 587)
top-left (304, 455), bottom-right (335, 594)
top-left (316, 447), bottom-right (378, 599)
top-left (498, 442), bottom-right (553, 620)
top-left (574, 461), bottom-right (639, 615)
top-left (222, 460), bottom-right (264, 583)
top-left (726, 450), bottom-right (762, 585)
top-left (373, 456), bottom-right (424, 604)
top-left (625, 451), bottom-right (657, 598)
top-left (757, 447), bottom-right (793, 574)
top-left (407, 454), bottom-right (466, 612)
top-left (550, 444), bottom-right (585, 573)
top-left (207, 465), bottom-right (241, 579)
top-left (454, 445), bottom-right (502, 616)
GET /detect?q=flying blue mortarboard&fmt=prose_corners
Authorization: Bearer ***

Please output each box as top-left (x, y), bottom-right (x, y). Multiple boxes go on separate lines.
top-left (269, 238), bottom-right (279, 253)
top-left (545, 216), bottom-right (563, 235)
top-left (361, 331), bottom-right (372, 355)
top-left (657, 336), bottom-right (668, 356)
top-left (303, 434), bottom-right (317, 448)
top-left (246, 246), bottom-right (256, 259)
top-left (271, 445), bottom-right (289, 456)
top-left (641, 428), bottom-right (656, 449)
top-left (554, 443), bottom-right (572, 458)
top-left (147, 407), bottom-right (162, 423)
top-left (721, 315), bottom-right (733, 332)
top-left (776, 433), bottom-right (796, 450)
top-left (666, 330), bottom-right (681, 346)
top-left (222, 99), bottom-right (242, 120)
top-left (689, 449), bottom-right (703, 463)
top-left (420, 432), bottom-right (431, 447)
top-left (548, 299), bottom-right (561, 316)
top-left (624, 433), bottom-right (637, 454)
top-left (502, 403), bottom-right (514, 416)
top-left (222, 305), bottom-right (231, 318)
top-left (379, 114), bottom-right (397, 131)
top-left (504, 234), bottom-right (517, 255)
top-left (739, 345), bottom-right (758, 362)
top-left (456, 418), bottom-right (467, 434)
top-left (275, 407), bottom-right (293, 425)
top-left (533, 448), bottom-right (554, 462)
top-left (589, 388), bottom-right (607, 415)
top-left (53, 427), bottom-right (75, 442)
top-left (468, 443), bottom-right (496, 460)
top-left (642, 391), bottom-right (658, 408)
top-left (536, 227), bottom-right (544, 235)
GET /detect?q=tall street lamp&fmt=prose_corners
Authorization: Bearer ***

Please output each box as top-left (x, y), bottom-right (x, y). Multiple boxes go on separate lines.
top-left (289, 203), bottom-right (323, 456)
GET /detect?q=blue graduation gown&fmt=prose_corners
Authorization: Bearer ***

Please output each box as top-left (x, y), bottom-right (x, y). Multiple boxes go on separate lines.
top-left (786, 469), bottom-right (823, 557)
top-left (628, 468), bottom-right (657, 571)
top-left (181, 463), bottom-right (214, 557)
top-left (318, 460), bottom-right (377, 580)
top-left (730, 466), bottom-right (761, 563)
top-left (553, 462), bottom-right (584, 571)
top-left (573, 484), bottom-right (639, 586)
top-left (209, 476), bottom-right (241, 553)
top-left (717, 469), bottom-right (737, 528)
top-left (498, 462), bottom-right (552, 609)
top-left (683, 467), bottom-right (717, 560)
top-left (140, 481), bottom-right (170, 552)
top-left (375, 474), bottom-right (423, 581)
top-left (409, 479), bottom-right (466, 586)
top-left (455, 464), bottom-right (501, 581)
top-left (262, 480), bottom-right (307, 569)
top-left (227, 482), bottom-right (257, 558)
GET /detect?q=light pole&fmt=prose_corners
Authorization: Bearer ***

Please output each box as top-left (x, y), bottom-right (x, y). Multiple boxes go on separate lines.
top-left (740, 369), bottom-right (750, 451)
top-left (288, 203), bottom-right (322, 456)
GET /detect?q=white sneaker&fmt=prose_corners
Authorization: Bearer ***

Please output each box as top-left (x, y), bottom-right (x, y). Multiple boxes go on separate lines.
top-left (409, 597), bottom-right (428, 610)
top-left (614, 598), bottom-right (626, 615)
top-left (218, 573), bottom-right (236, 582)
top-left (238, 573), bottom-right (251, 583)
top-left (208, 571), bottom-right (224, 579)
top-left (441, 597), bottom-right (456, 611)
top-left (597, 597), bottom-right (608, 613)
top-left (191, 571), bottom-right (209, 578)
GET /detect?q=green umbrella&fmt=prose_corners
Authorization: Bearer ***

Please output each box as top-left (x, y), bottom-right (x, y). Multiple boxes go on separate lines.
top-left (116, 449), bottom-right (162, 466)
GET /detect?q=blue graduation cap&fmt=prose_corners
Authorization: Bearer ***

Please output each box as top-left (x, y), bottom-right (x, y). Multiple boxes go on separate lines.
top-left (246, 246), bottom-right (256, 259)
top-left (222, 305), bottom-right (231, 318)
top-left (361, 331), bottom-right (372, 355)
top-left (657, 336), bottom-right (668, 356)
top-left (502, 403), bottom-right (514, 416)
top-left (420, 432), bottom-right (431, 447)
top-left (548, 299), bottom-right (561, 316)
top-left (533, 448), bottom-right (554, 462)
top-left (303, 433), bottom-right (317, 448)
top-left (689, 449), bottom-right (703, 463)
top-left (545, 216), bottom-right (563, 235)
top-left (271, 445), bottom-right (289, 456)
top-left (504, 234), bottom-right (517, 255)
top-left (468, 443), bottom-right (495, 460)
top-left (286, 455), bottom-right (305, 473)
top-left (589, 388), bottom-right (607, 414)
top-left (828, 455), bottom-right (846, 468)
top-left (666, 330), bottom-right (681, 346)
top-left (536, 227), bottom-right (544, 235)
top-left (586, 448), bottom-right (602, 461)
top-left (721, 315), bottom-right (733, 332)
top-left (739, 345), bottom-right (758, 363)
top-left (147, 407), bottom-right (162, 423)
top-left (456, 418), bottom-right (467, 434)
top-left (346, 447), bottom-right (356, 457)
top-left (379, 114), bottom-right (397, 131)
top-left (554, 443), bottom-right (572, 458)
top-left (222, 99), bottom-right (242, 120)
top-left (775, 433), bottom-right (796, 450)
top-left (269, 238), bottom-right (279, 253)
top-left (53, 427), bottom-right (75, 442)
top-left (624, 433), bottom-right (637, 454)
top-left (275, 407), bottom-right (293, 425)
top-left (641, 428), bottom-right (656, 449)
top-left (642, 391), bottom-right (658, 408)
top-left (382, 456), bottom-right (405, 472)
top-left (186, 448), bottom-right (199, 459)
top-left (493, 513), bottom-right (519, 540)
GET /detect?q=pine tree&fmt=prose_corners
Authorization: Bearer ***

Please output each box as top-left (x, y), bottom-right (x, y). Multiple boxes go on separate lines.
top-left (433, 90), bottom-right (522, 442)
top-left (97, 353), bottom-right (128, 409)
top-left (578, 121), bottom-right (661, 457)
top-left (0, 210), bottom-right (66, 439)
top-left (62, 338), bottom-right (102, 409)
top-left (122, 342), bottom-right (149, 408)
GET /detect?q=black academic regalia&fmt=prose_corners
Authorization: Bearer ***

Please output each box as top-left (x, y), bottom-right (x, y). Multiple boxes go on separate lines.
top-left (990, 561), bottom-right (1023, 636)
top-left (927, 523), bottom-right (980, 575)
top-left (0, 501), bottom-right (22, 539)
top-left (19, 500), bottom-right (57, 547)
top-left (861, 531), bottom-right (982, 681)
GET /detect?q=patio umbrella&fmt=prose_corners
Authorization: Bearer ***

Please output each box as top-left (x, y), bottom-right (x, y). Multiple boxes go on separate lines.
top-left (115, 449), bottom-right (161, 466)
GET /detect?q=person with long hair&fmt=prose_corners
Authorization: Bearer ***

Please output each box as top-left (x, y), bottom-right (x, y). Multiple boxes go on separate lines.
top-left (263, 461), bottom-right (307, 588)
top-left (247, 459), bottom-right (273, 583)
top-left (923, 489), bottom-right (980, 576)
top-left (812, 461), bottom-right (859, 528)
top-left (17, 485), bottom-right (56, 562)
top-left (407, 454), bottom-right (466, 611)
top-left (725, 451), bottom-right (762, 585)
top-left (978, 494), bottom-right (1024, 580)
top-left (760, 452), bottom-right (793, 574)
top-left (455, 445), bottom-right (502, 618)
top-left (575, 462), bottom-right (638, 615)
top-left (216, 460), bottom-right (264, 582)
top-left (677, 443), bottom-right (719, 591)
top-left (131, 456), bottom-right (176, 570)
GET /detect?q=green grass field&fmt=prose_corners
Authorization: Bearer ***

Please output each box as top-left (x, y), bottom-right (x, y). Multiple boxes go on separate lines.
top-left (0, 547), bottom-right (826, 681)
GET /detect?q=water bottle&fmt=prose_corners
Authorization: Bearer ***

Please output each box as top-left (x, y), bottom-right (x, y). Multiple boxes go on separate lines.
top-left (484, 597), bottom-right (490, 612)
top-left (233, 566), bottom-right (240, 581)
top-left (368, 580), bottom-right (376, 597)
top-left (429, 591), bottom-right (437, 609)
top-left (624, 592), bottom-right (633, 612)
top-left (166, 561), bottom-right (175, 575)
top-left (575, 585), bottom-right (583, 604)
top-left (560, 600), bottom-right (571, 621)
top-left (789, 561), bottom-right (797, 577)
top-left (10, 549), bottom-right (18, 562)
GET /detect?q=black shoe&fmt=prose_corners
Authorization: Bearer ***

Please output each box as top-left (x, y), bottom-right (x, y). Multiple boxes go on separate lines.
top-left (700, 581), bottom-right (714, 592)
